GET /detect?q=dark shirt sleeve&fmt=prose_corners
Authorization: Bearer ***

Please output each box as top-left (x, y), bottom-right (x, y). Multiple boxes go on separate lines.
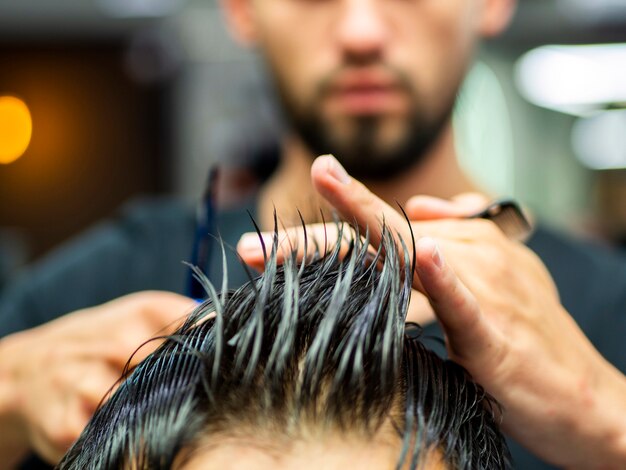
top-left (0, 198), bottom-right (195, 339)
top-left (528, 227), bottom-right (626, 373)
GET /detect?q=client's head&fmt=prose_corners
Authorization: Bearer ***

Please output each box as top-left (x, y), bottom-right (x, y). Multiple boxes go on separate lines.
top-left (58, 225), bottom-right (511, 470)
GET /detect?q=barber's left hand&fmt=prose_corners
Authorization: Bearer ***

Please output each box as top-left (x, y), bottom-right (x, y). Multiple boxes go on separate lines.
top-left (238, 155), bottom-right (626, 469)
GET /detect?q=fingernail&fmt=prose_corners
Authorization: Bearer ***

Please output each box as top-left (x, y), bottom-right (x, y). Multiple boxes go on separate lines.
top-left (322, 154), bottom-right (351, 185)
top-left (431, 242), bottom-right (444, 269)
top-left (238, 232), bottom-right (272, 252)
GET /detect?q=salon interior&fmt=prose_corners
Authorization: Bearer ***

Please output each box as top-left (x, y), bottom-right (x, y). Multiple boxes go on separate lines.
top-left (1, 0), bottom-right (626, 289)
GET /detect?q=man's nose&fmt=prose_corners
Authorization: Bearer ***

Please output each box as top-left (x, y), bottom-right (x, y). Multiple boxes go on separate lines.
top-left (336, 0), bottom-right (388, 61)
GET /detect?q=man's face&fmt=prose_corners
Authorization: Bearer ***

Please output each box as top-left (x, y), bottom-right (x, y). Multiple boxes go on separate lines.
top-left (247, 0), bottom-right (485, 180)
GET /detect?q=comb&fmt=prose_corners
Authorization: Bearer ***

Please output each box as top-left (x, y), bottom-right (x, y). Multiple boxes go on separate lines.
top-left (470, 198), bottom-right (532, 242)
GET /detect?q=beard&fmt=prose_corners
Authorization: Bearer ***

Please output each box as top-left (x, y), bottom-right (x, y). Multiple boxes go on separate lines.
top-left (273, 64), bottom-right (457, 181)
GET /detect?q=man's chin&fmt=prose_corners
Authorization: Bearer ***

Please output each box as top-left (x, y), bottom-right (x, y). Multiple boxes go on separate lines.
top-left (292, 111), bottom-right (440, 180)
top-left (331, 149), bottom-right (424, 182)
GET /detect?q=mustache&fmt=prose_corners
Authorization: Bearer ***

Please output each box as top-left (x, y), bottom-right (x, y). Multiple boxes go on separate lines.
top-left (315, 63), bottom-right (415, 98)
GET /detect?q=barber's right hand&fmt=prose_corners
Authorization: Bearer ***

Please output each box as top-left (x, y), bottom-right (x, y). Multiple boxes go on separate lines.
top-left (0, 291), bottom-right (195, 466)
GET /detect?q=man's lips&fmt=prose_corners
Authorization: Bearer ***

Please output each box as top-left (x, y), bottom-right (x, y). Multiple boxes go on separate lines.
top-left (325, 73), bottom-right (407, 114)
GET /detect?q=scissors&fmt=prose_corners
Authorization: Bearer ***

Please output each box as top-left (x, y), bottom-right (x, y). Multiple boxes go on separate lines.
top-left (470, 198), bottom-right (532, 242)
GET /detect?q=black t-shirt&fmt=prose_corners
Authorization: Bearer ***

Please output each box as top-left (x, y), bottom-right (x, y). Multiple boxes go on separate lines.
top-left (1, 197), bottom-right (625, 469)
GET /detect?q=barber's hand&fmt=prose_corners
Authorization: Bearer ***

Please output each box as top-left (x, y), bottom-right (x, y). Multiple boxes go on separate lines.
top-left (238, 155), bottom-right (626, 468)
top-left (0, 291), bottom-right (194, 466)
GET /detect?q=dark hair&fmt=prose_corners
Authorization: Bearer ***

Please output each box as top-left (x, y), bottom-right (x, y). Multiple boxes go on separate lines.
top-left (58, 224), bottom-right (511, 469)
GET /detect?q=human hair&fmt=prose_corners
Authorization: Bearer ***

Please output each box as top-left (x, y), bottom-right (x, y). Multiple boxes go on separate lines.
top-left (58, 223), bottom-right (511, 470)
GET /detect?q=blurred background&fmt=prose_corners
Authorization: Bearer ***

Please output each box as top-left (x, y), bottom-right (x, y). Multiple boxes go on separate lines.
top-left (1, 0), bottom-right (626, 289)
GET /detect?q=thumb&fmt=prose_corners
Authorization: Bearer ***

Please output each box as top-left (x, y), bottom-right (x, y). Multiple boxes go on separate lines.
top-left (311, 154), bottom-right (428, 293)
top-left (311, 154), bottom-right (413, 250)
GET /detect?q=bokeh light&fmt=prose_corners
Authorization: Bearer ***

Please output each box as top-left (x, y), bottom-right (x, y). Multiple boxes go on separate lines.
top-left (515, 44), bottom-right (626, 116)
top-left (0, 96), bottom-right (33, 164)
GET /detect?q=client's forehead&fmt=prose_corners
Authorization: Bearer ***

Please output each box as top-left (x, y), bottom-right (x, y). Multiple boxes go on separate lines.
top-left (180, 434), bottom-right (447, 470)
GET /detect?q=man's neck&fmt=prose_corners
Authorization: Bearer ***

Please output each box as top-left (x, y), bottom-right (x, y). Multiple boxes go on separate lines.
top-left (258, 121), bottom-right (480, 230)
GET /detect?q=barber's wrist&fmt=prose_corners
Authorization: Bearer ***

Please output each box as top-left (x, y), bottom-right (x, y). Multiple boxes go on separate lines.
top-left (592, 365), bottom-right (626, 468)
top-left (569, 361), bottom-right (626, 469)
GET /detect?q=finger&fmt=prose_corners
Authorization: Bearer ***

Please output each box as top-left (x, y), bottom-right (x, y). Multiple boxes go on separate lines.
top-left (451, 192), bottom-right (490, 211)
top-left (310, 155), bottom-right (435, 293)
top-left (30, 430), bottom-right (72, 465)
top-left (125, 336), bottom-right (168, 367)
top-left (237, 222), bottom-right (356, 270)
top-left (99, 333), bottom-right (165, 370)
top-left (76, 362), bottom-right (123, 412)
top-left (405, 195), bottom-right (468, 220)
top-left (405, 193), bottom-right (490, 220)
top-left (132, 291), bottom-right (197, 335)
top-left (237, 224), bottom-right (323, 271)
top-left (311, 154), bottom-right (415, 256)
top-left (30, 400), bottom-right (88, 464)
top-left (414, 236), bottom-right (496, 361)
top-left (406, 290), bottom-right (436, 325)
top-left (76, 292), bottom-right (195, 346)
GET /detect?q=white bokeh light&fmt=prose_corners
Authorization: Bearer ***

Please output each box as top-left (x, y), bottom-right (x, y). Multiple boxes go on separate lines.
top-left (515, 44), bottom-right (626, 116)
top-left (572, 110), bottom-right (626, 170)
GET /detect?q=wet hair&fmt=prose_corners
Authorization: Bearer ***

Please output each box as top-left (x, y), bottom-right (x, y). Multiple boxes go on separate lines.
top-left (58, 224), bottom-right (511, 470)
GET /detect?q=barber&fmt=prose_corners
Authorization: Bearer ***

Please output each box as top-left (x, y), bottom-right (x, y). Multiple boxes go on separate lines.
top-left (1, 0), bottom-right (626, 467)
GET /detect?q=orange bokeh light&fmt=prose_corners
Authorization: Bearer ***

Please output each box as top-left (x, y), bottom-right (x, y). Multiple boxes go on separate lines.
top-left (0, 96), bottom-right (33, 164)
